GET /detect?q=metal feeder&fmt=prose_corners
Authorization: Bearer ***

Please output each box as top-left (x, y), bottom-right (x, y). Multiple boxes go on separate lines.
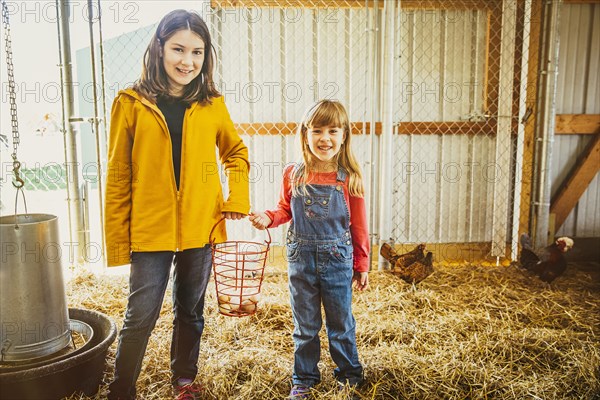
top-left (0, 308), bottom-right (117, 400)
top-left (1, 214), bottom-right (71, 362)
top-left (0, 3), bottom-right (116, 398)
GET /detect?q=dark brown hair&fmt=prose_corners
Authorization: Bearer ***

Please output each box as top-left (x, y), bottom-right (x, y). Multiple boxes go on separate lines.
top-left (132, 9), bottom-right (220, 105)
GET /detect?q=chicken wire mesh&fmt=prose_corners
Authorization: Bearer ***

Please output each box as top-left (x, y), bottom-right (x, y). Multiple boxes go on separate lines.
top-left (207, 0), bottom-right (375, 245)
top-left (62, 0), bottom-right (533, 263)
top-left (388, 0), bottom-right (531, 261)
top-left (204, 0), bottom-right (534, 261)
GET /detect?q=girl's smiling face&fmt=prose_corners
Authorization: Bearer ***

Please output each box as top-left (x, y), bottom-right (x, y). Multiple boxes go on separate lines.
top-left (306, 125), bottom-right (345, 170)
top-left (161, 29), bottom-right (205, 96)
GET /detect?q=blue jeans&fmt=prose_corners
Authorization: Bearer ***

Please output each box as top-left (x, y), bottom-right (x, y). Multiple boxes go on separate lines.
top-left (107, 247), bottom-right (212, 400)
top-left (288, 241), bottom-right (363, 388)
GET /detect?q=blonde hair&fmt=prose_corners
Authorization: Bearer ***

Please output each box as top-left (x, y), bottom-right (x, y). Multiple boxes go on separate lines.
top-left (292, 100), bottom-right (364, 197)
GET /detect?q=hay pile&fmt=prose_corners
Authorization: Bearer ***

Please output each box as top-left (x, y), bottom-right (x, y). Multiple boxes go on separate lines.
top-left (65, 254), bottom-right (599, 399)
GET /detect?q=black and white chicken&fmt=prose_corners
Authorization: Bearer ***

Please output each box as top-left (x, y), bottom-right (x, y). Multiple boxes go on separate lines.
top-left (519, 234), bottom-right (574, 283)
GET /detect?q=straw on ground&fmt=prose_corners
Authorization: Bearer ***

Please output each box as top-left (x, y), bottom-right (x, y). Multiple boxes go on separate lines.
top-left (64, 256), bottom-right (600, 400)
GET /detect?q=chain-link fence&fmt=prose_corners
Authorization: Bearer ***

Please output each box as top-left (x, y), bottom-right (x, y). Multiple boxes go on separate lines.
top-left (386, 1), bottom-right (532, 262)
top-left (206, 0), bottom-right (375, 244)
top-left (0, 0), bottom-right (537, 265)
top-left (89, 0), bottom-right (534, 262)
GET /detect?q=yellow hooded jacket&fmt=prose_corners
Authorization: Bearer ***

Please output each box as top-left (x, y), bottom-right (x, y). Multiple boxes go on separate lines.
top-left (104, 89), bottom-right (250, 266)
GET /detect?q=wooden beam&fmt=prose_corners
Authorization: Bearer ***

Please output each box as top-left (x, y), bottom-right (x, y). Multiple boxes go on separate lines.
top-left (396, 121), bottom-right (496, 135)
top-left (236, 122), bottom-right (297, 135)
top-left (234, 121), bottom-right (496, 135)
top-left (400, 0), bottom-right (497, 10)
top-left (211, 0), bottom-right (370, 7)
top-left (562, 0), bottom-right (600, 4)
top-left (555, 114), bottom-right (600, 134)
top-left (235, 116), bottom-right (600, 135)
top-left (550, 133), bottom-right (600, 229)
top-left (234, 115), bottom-right (599, 135)
top-left (211, 0), bottom-right (497, 10)
top-left (235, 122), bottom-right (380, 135)
top-left (373, 242), bottom-right (502, 263)
top-left (518, 0), bottom-right (542, 239)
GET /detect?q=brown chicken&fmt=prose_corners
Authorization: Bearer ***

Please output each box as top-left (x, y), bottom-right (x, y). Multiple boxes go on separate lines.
top-left (380, 243), bottom-right (426, 269)
top-left (380, 242), bottom-right (398, 263)
top-left (519, 234), bottom-right (574, 283)
top-left (395, 252), bottom-right (434, 284)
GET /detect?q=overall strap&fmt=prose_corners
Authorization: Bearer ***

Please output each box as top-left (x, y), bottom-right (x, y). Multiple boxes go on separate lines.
top-left (336, 168), bottom-right (347, 183)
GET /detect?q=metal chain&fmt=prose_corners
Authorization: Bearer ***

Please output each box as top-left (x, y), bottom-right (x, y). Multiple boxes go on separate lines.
top-left (2, 0), bottom-right (27, 224)
top-left (2, 0), bottom-right (24, 190)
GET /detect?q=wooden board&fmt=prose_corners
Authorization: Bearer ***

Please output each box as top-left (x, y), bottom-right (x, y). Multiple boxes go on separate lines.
top-left (562, 0), bottom-right (600, 4)
top-left (550, 133), bottom-right (600, 230)
top-left (395, 121), bottom-right (496, 135)
top-left (211, 0), bottom-right (497, 10)
top-left (518, 0), bottom-right (542, 239)
top-left (234, 116), bottom-right (600, 136)
top-left (372, 242), bottom-right (513, 263)
top-left (234, 121), bottom-right (496, 135)
top-left (235, 122), bottom-right (377, 135)
top-left (555, 114), bottom-right (600, 135)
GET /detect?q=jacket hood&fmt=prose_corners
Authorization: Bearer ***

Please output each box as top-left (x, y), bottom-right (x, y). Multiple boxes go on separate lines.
top-left (117, 88), bottom-right (202, 114)
top-left (118, 88), bottom-right (154, 107)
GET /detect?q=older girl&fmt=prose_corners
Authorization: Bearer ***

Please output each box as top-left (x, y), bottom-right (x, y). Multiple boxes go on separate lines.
top-left (104, 9), bottom-right (249, 400)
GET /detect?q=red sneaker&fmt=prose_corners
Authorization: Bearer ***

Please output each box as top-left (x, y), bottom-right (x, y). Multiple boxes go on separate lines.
top-left (172, 380), bottom-right (204, 400)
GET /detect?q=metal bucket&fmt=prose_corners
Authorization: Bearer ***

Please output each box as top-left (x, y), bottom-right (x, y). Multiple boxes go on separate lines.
top-left (0, 214), bottom-right (70, 362)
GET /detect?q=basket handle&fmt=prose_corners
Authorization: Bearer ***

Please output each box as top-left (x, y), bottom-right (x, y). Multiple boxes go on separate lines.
top-left (209, 215), bottom-right (272, 245)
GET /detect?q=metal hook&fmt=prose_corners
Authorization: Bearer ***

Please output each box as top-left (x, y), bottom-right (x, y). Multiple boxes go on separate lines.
top-left (13, 186), bottom-right (28, 229)
top-left (11, 160), bottom-right (24, 189)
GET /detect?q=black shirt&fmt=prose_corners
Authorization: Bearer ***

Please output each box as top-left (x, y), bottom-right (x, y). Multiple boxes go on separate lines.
top-left (157, 98), bottom-right (187, 190)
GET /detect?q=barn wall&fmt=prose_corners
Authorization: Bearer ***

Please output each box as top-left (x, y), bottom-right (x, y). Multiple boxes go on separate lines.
top-left (212, 4), bottom-right (519, 249)
top-left (87, 1), bottom-right (537, 258)
top-left (390, 9), bottom-right (496, 244)
top-left (554, 3), bottom-right (600, 237)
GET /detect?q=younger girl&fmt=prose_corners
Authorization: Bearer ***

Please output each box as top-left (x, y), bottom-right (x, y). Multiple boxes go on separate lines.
top-left (104, 10), bottom-right (249, 400)
top-left (250, 100), bottom-right (369, 399)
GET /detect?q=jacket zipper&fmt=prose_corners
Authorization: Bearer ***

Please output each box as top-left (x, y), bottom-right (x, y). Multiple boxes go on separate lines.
top-left (177, 109), bottom-right (189, 251)
top-left (176, 190), bottom-right (181, 251)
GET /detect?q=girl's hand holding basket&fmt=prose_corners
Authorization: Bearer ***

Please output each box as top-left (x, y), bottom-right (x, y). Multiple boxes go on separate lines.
top-left (249, 212), bottom-right (272, 230)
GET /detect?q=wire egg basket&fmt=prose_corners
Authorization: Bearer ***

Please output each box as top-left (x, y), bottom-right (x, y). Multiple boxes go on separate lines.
top-left (209, 217), bottom-right (271, 317)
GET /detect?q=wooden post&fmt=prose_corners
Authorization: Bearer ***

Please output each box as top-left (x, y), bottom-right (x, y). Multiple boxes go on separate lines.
top-left (518, 0), bottom-right (542, 239)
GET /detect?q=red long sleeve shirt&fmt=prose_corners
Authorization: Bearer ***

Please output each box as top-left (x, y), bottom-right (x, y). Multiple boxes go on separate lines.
top-left (265, 165), bottom-right (371, 272)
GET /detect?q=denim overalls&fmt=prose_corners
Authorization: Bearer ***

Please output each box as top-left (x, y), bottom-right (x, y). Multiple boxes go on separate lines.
top-left (286, 168), bottom-right (364, 387)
